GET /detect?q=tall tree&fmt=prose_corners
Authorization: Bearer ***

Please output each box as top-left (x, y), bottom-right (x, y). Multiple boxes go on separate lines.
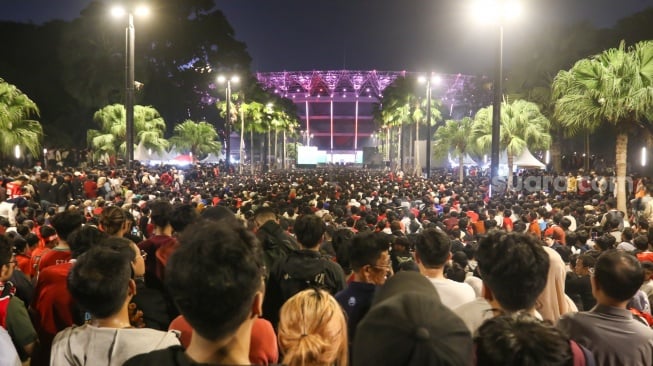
top-left (434, 117), bottom-right (475, 183)
top-left (376, 76), bottom-right (441, 172)
top-left (87, 104), bottom-right (168, 160)
top-left (0, 78), bottom-right (43, 159)
top-left (552, 41), bottom-right (653, 213)
top-left (504, 22), bottom-right (604, 172)
top-left (473, 99), bottom-right (552, 189)
top-left (169, 120), bottom-right (221, 158)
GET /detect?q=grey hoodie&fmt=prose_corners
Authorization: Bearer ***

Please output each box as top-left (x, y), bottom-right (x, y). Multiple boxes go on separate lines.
top-left (50, 324), bottom-right (180, 366)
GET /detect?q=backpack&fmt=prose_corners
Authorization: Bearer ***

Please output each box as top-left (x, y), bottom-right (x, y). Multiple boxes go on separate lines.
top-left (260, 233), bottom-right (296, 270)
top-left (278, 254), bottom-right (329, 301)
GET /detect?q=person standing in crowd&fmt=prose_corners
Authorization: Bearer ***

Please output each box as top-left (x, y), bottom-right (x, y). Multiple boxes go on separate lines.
top-left (278, 289), bottom-right (348, 366)
top-left (125, 220), bottom-right (266, 365)
top-left (138, 200), bottom-right (177, 291)
top-left (30, 225), bottom-right (107, 366)
top-left (264, 214), bottom-right (345, 328)
top-left (354, 271), bottom-right (472, 365)
top-left (35, 210), bottom-right (83, 274)
top-left (558, 250), bottom-right (653, 365)
top-left (454, 231), bottom-right (550, 334)
top-left (335, 231), bottom-right (391, 359)
top-left (51, 238), bottom-right (179, 365)
top-left (414, 227), bottom-right (475, 309)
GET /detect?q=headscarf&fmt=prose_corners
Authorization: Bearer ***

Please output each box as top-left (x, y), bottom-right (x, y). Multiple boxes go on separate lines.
top-left (537, 246), bottom-right (578, 322)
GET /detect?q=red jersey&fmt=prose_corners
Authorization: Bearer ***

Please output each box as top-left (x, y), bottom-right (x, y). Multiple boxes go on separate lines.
top-left (5, 181), bottom-right (22, 199)
top-left (37, 248), bottom-right (71, 272)
top-left (31, 262), bottom-right (76, 366)
top-left (15, 253), bottom-right (31, 277)
top-left (30, 247), bottom-right (50, 276)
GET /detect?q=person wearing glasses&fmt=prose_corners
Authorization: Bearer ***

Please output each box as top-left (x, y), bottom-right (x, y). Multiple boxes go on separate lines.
top-left (335, 231), bottom-right (392, 361)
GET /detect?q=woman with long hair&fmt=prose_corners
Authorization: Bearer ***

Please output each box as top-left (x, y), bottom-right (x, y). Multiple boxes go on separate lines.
top-left (278, 289), bottom-right (348, 366)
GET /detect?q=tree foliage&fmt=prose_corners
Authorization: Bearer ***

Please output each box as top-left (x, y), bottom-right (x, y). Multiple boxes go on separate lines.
top-left (473, 99), bottom-right (551, 187)
top-left (552, 40), bottom-right (653, 212)
top-left (88, 104), bottom-right (168, 159)
top-left (0, 78), bottom-right (43, 158)
top-left (169, 120), bottom-right (221, 158)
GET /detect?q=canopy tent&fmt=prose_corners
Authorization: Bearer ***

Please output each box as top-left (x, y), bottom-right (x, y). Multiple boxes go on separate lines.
top-left (482, 147), bottom-right (547, 173)
top-left (200, 153), bottom-right (222, 164)
top-left (448, 154), bottom-right (477, 167)
top-left (512, 147), bottom-right (546, 169)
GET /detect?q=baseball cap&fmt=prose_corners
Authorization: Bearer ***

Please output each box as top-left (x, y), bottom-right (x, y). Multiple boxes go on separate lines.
top-left (353, 271), bottom-right (472, 366)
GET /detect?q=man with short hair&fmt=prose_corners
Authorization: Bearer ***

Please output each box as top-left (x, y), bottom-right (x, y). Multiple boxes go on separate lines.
top-left (264, 214), bottom-right (345, 328)
top-left (558, 250), bottom-right (653, 365)
top-left (126, 220), bottom-right (267, 365)
top-left (566, 253), bottom-right (597, 311)
top-left (335, 231), bottom-right (392, 359)
top-left (414, 227), bottom-right (474, 309)
top-left (454, 231), bottom-right (550, 334)
top-left (51, 238), bottom-right (179, 364)
top-left (252, 207), bottom-right (298, 270)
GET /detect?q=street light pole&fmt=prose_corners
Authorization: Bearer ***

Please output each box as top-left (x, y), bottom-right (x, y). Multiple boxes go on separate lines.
top-left (217, 75), bottom-right (239, 174)
top-left (125, 13), bottom-right (135, 169)
top-left (490, 25), bottom-right (503, 192)
top-left (426, 80), bottom-right (432, 178)
top-left (225, 80), bottom-right (232, 174)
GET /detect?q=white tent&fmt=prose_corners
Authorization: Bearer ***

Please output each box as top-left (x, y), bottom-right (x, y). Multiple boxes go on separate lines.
top-left (448, 153), bottom-right (477, 167)
top-left (513, 147), bottom-right (546, 169)
top-left (492, 147), bottom-right (546, 173)
top-left (134, 141), bottom-right (151, 161)
top-left (200, 153), bottom-right (222, 164)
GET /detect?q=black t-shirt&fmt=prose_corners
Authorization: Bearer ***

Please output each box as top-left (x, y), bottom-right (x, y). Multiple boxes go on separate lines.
top-left (124, 346), bottom-right (270, 366)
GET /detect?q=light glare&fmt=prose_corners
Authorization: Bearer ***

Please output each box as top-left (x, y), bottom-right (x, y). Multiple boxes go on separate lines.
top-left (111, 6), bottom-right (126, 18)
top-left (217, 75), bottom-right (226, 83)
top-left (135, 5), bottom-right (150, 17)
top-left (643, 147), bottom-right (647, 167)
top-left (231, 75), bottom-right (240, 83)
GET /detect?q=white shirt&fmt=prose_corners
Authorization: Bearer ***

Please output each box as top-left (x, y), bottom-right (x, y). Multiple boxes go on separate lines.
top-left (0, 328), bottom-right (21, 366)
top-left (427, 277), bottom-right (476, 309)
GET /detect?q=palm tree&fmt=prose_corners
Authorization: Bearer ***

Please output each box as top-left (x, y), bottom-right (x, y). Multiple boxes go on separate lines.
top-left (169, 120), bottom-right (221, 158)
top-left (434, 117), bottom-right (475, 183)
top-left (553, 41), bottom-right (653, 213)
top-left (473, 99), bottom-right (552, 189)
top-left (0, 79), bottom-right (43, 160)
top-left (88, 104), bottom-right (168, 161)
top-left (377, 76), bottom-right (442, 172)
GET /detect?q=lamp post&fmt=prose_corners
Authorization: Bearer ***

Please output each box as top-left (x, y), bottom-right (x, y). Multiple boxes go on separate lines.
top-left (418, 74), bottom-right (441, 178)
top-left (112, 4), bottom-right (149, 169)
top-left (473, 0), bottom-right (521, 194)
top-left (217, 75), bottom-right (239, 174)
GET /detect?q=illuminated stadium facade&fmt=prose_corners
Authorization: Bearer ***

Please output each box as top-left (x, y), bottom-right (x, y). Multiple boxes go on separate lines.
top-left (256, 70), bottom-right (488, 164)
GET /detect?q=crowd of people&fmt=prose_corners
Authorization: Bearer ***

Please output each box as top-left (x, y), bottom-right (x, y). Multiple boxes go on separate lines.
top-left (0, 161), bottom-right (653, 365)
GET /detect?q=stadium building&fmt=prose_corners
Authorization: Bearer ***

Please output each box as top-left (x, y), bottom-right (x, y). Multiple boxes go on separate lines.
top-left (256, 70), bottom-right (488, 166)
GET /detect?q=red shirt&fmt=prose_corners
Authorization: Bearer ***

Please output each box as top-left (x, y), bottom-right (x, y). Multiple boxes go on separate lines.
top-left (5, 181), bottom-right (22, 199)
top-left (637, 252), bottom-right (653, 262)
top-left (37, 248), bottom-right (72, 272)
top-left (16, 253), bottom-right (31, 277)
top-left (139, 235), bottom-right (177, 281)
top-left (169, 316), bottom-right (278, 365)
top-left (83, 180), bottom-right (97, 199)
top-left (31, 262), bottom-right (76, 365)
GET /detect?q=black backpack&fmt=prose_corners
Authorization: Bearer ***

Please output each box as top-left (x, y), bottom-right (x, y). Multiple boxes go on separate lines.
top-left (278, 254), bottom-right (329, 301)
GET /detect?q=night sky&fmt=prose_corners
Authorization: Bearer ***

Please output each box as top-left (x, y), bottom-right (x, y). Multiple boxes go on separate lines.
top-left (1, 0), bottom-right (651, 74)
